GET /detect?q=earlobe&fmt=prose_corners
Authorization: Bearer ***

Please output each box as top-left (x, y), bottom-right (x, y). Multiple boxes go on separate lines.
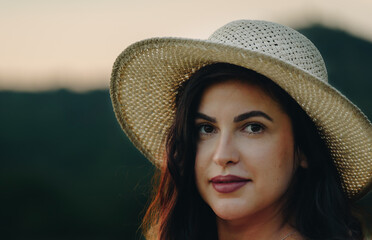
top-left (296, 148), bottom-right (308, 168)
top-left (299, 151), bottom-right (308, 168)
top-left (299, 157), bottom-right (308, 168)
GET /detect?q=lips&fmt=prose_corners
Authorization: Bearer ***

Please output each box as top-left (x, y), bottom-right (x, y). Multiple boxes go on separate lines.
top-left (210, 175), bottom-right (251, 193)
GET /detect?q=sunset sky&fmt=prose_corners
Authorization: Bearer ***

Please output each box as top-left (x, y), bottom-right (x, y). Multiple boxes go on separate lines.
top-left (1, 0), bottom-right (372, 91)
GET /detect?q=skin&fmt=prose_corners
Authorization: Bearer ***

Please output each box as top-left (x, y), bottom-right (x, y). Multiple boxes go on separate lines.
top-left (194, 79), bottom-right (306, 240)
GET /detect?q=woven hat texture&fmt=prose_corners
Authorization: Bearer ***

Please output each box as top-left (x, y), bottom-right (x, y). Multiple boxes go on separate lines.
top-left (110, 20), bottom-right (372, 199)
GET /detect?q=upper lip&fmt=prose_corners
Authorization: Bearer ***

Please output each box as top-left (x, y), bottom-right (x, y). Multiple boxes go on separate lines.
top-left (210, 174), bottom-right (251, 183)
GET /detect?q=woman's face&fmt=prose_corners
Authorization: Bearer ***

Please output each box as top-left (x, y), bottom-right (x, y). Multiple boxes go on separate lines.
top-left (194, 79), bottom-right (301, 222)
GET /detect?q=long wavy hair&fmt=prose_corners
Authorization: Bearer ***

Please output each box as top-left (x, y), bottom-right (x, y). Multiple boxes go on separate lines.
top-left (141, 63), bottom-right (364, 240)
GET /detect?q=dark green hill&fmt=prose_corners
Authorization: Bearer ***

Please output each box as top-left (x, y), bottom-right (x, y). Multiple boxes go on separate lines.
top-left (0, 25), bottom-right (371, 239)
top-left (0, 90), bottom-right (154, 239)
top-left (299, 26), bottom-right (372, 118)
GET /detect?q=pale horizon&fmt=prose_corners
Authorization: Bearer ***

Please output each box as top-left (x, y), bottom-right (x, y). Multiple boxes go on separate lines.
top-left (1, 0), bottom-right (372, 91)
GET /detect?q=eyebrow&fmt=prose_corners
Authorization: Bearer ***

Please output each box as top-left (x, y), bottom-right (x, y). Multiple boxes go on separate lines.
top-left (195, 111), bottom-right (273, 123)
top-left (234, 111), bottom-right (273, 122)
top-left (196, 112), bottom-right (216, 123)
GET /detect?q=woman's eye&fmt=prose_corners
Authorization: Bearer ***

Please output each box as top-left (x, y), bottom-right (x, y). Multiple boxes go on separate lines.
top-left (244, 123), bottom-right (264, 134)
top-left (198, 124), bottom-right (215, 135)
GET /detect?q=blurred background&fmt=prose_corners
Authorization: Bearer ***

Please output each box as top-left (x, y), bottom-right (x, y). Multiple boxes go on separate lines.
top-left (1, 0), bottom-right (371, 239)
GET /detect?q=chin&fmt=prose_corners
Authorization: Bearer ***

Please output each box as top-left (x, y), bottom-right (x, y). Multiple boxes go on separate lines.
top-left (211, 200), bottom-right (251, 221)
top-left (215, 212), bottom-right (242, 221)
top-left (214, 209), bottom-right (251, 221)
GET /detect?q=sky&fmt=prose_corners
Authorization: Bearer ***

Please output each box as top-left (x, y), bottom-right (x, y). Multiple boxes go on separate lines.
top-left (1, 0), bottom-right (372, 91)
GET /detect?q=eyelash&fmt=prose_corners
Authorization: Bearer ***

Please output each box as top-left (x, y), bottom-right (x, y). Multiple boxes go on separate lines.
top-left (242, 122), bottom-right (265, 134)
top-left (197, 123), bottom-right (216, 136)
top-left (196, 122), bottom-right (266, 136)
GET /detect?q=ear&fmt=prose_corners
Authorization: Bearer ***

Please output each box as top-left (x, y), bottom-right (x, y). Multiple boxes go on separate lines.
top-left (298, 150), bottom-right (308, 168)
top-left (295, 147), bottom-right (308, 168)
top-left (299, 156), bottom-right (308, 168)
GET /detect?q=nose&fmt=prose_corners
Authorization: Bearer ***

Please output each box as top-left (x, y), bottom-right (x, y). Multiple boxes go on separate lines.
top-left (212, 132), bottom-right (239, 167)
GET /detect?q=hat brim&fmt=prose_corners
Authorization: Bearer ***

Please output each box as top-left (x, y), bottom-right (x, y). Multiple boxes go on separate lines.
top-left (110, 37), bottom-right (372, 200)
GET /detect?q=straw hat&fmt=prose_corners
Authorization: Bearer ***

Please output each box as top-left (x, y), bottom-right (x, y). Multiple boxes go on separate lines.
top-left (110, 20), bottom-right (372, 199)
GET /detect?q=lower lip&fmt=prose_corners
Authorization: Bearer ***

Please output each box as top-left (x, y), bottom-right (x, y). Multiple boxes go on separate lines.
top-left (212, 181), bottom-right (250, 193)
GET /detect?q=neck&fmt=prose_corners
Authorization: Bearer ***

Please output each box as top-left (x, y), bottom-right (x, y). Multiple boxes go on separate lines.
top-left (216, 207), bottom-right (295, 240)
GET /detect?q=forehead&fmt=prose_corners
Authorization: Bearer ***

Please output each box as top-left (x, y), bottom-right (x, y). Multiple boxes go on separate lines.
top-left (198, 79), bottom-right (280, 112)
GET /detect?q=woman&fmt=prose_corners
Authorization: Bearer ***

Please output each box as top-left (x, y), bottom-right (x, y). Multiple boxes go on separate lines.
top-left (110, 20), bottom-right (371, 239)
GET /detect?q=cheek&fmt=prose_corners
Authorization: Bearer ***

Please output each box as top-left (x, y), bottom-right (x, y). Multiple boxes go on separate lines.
top-left (242, 129), bottom-right (295, 190)
top-left (241, 138), bottom-right (294, 171)
top-left (194, 156), bottom-right (203, 188)
top-left (195, 138), bottom-right (217, 169)
top-left (194, 138), bottom-right (222, 205)
top-left (194, 142), bottom-right (211, 194)
top-left (275, 126), bottom-right (296, 170)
